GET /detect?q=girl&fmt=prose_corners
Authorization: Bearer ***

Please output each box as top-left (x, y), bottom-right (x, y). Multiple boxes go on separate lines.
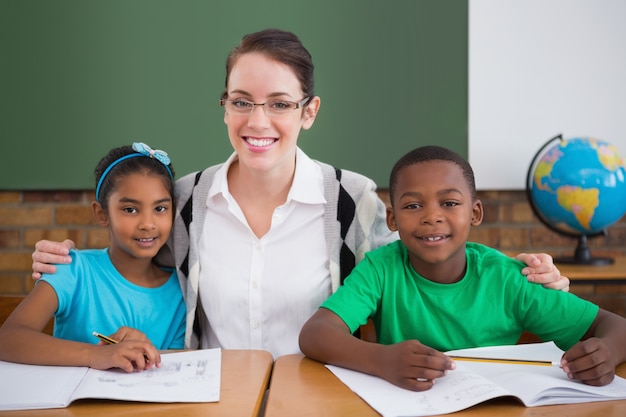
top-left (0, 143), bottom-right (185, 372)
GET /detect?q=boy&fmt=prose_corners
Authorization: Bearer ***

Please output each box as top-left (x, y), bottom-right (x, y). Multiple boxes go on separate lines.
top-left (299, 145), bottom-right (626, 392)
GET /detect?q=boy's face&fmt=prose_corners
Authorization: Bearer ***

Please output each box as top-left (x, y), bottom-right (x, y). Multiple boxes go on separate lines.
top-left (386, 160), bottom-right (483, 281)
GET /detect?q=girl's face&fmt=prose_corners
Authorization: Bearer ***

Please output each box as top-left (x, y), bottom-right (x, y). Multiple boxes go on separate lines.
top-left (98, 172), bottom-right (173, 264)
top-left (386, 160), bottom-right (483, 282)
top-left (223, 52), bottom-right (320, 175)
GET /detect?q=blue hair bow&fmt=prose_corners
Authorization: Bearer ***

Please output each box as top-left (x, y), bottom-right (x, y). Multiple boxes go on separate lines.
top-left (132, 142), bottom-right (171, 166)
top-left (96, 142), bottom-right (173, 201)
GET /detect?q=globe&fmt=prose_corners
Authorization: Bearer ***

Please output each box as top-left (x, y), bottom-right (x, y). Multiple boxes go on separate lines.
top-left (526, 135), bottom-right (626, 265)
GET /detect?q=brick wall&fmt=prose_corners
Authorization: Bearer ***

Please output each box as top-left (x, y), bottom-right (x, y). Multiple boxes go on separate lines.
top-left (0, 190), bottom-right (108, 294)
top-left (1, 189), bottom-right (625, 316)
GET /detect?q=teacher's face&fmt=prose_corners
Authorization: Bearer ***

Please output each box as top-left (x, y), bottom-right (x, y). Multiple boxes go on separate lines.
top-left (223, 52), bottom-right (319, 174)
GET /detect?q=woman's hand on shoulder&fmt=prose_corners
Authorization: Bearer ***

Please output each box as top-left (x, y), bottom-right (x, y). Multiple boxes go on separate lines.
top-left (31, 239), bottom-right (75, 280)
top-left (515, 252), bottom-right (570, 291)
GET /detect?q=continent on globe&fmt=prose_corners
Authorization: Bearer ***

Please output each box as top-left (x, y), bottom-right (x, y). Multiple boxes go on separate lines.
top-left (555, 186), bottom-right (599, 232)
top-left (527, 135), bottom-right (626, 264)
top-left (529, 137), bottom-right (626, 236)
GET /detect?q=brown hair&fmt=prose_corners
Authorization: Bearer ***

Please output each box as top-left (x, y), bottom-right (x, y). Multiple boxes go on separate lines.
top-left (221, 28), bottom-right (315, 100)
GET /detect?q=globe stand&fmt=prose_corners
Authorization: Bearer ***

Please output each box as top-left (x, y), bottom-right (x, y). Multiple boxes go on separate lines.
top-left (554, 235), bottom-right (614, 265)
top-left (527, 134), bottom-right (623, 267)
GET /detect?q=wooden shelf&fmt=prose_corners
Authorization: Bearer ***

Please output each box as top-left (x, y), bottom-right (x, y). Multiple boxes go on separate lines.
top-left (557, 256), bottom-right (626, 281)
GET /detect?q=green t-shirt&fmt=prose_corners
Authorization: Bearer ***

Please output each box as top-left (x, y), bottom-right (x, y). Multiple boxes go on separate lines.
top-left (322, 241), bottom-right (598, 352)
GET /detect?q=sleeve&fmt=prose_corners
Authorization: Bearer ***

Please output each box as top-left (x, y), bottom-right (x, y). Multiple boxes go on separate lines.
top-left (39, 250), bottom-right (81, 320)
top-left (153, 171), bottom-right (200, 269)
top-left (321, 251), bottom-right (384, 333)
top-left (357, 176), bottom-right (398, 257)
top-left (513, 274), bottom-right (599, 351)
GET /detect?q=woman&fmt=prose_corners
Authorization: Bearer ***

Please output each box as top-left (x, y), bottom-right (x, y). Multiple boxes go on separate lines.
top-left (32, 29), bottom-right (568, 358)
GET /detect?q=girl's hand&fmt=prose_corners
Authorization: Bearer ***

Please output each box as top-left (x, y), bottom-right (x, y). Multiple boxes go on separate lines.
top-left (94, 327), bottom-right (161, 371)
top-left (89, 340), bottom-right (161, 372)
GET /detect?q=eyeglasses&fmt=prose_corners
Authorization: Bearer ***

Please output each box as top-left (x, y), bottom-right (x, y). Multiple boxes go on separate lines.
top-left (220, 97), bottom-right (310, 117)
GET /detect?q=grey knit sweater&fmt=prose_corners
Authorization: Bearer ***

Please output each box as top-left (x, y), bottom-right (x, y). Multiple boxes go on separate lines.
top-left (158, 161), bottom-right (397, 349)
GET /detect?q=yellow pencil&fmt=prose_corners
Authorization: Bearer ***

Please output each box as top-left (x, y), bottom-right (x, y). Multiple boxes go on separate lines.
top-left (92, 331), bottom-right (149, 362)
top-left (92, 331), bottom-right (119, 345)
top-left (449, 355), bottom-right (561, 367)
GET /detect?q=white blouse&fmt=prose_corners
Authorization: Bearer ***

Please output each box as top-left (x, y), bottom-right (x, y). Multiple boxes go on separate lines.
top-left (198, 150), bottom-right (331, 358)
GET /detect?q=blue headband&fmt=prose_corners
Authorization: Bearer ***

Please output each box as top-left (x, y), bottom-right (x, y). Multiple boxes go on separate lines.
top-left (95, 142), bottom-right (173, 201)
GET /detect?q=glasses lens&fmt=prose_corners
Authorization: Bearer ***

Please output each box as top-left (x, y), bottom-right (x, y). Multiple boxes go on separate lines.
top-left (222, 98), bottom-right (307, 117)
top-left (265, 100), bottom-right (296, 116)
top-left (226, 99), bottom-right (254, 114)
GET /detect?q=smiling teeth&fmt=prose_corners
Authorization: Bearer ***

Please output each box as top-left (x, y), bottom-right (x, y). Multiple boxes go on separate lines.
top-left (424, 236), bottom-right (444, 241)
top-left (246, 138), bottom-right (274, 147)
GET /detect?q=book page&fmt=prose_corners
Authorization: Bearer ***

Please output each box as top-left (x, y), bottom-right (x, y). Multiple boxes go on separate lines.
top-left (445, 341), bottom-right (565, 362)
top-left (0, 361), bottom-right (87, 410)
top-left (71, 348), bottom-right (221, 404)
top-left (327, 364), bottom-right (512, 417)
top-left (446, 342), bottom-right (626, 407)
top-left (446, 342), bottom-right (626, 406)
top-left (327, 342), bottom-right (626, 416)
top-left (469, 362), bottom-right (626, 406)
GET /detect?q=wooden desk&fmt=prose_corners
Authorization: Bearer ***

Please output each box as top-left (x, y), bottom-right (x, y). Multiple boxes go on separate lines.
top-left (264, 354), bottom-right (626, 417)
top-left (0, 349), bottom-right (272, 417)
top-left (558, 255), bottom-right (626, 283)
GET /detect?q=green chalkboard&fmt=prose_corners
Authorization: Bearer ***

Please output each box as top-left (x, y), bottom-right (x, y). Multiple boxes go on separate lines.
top-left (0, 0), bottom-right (467, 190)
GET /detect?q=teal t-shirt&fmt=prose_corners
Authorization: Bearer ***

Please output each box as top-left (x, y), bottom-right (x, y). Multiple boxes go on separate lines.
top-left (322, 241), bottom-right (598, 352)
top-left (40, 248), bottom-right (186, 350)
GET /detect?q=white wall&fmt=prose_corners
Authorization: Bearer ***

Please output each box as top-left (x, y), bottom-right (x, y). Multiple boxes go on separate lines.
top-left (468, 0), bottom-right (626, 190)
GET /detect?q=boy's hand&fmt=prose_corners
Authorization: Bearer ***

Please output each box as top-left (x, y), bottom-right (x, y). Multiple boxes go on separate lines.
top-left (515, 252), bottom-right (570, 291)
top-left (561, 338), bottom-right (615, 386)
top-left (376, 340), bottom-right (455, 391)
top-left (31, 239), bottom-right (75, 280)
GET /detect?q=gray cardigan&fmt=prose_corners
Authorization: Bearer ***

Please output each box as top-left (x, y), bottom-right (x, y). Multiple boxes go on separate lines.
top-left (160, 161), bottom-right (396, 348)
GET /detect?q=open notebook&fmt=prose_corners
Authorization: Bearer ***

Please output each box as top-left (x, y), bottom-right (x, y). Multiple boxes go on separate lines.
top-left (0, 348), bottom-right (221, 411)
top-left (327, 342), bottom-right (626, 417)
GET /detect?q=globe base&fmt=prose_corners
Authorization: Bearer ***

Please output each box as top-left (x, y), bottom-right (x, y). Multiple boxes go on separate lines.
top-left (555, 235), bottom-right (614, 266)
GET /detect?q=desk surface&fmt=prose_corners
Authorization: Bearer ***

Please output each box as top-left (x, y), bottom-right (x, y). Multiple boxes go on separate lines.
top-left (264, 354), bottom-right (626, 417)
top-left (557, 255), bottom-right (626, 281)
top-left (0, 349), bottom-right (273, 417)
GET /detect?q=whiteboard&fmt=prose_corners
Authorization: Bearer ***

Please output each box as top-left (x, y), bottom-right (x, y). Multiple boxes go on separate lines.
top-left (468, 0), bottom-right (626, 190)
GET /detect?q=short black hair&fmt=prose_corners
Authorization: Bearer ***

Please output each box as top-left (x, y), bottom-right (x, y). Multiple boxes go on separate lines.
top-left (389, 145), bottom-right (476, 204)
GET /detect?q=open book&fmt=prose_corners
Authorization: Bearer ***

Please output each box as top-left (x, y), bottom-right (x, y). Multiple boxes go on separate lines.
top-left (327, 342), bottom-right (626, 417)
top-left (0, 348), bottom-right (221, 411)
